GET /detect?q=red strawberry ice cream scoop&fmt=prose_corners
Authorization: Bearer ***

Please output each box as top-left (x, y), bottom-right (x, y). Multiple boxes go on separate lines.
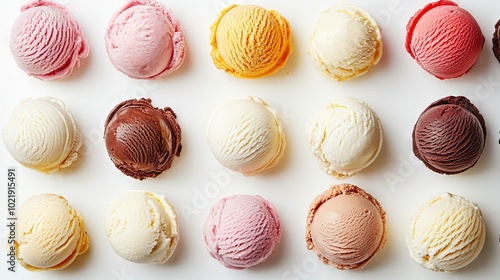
top-left (405, 0), bottom-right (484, 79)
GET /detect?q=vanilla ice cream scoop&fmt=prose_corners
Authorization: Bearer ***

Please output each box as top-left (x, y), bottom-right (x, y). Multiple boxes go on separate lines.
top-left (2, 97), bottom-right (82, 173)
top-left (309, 5), bottom-right (383, 81)
top-left (210, 4), bottom-right (292, 78)
top-left (307, 97), bottom-right (383, 179)
top-left (407, 192), bottom-right (485, 272)
top-left (16, 193), bottom-right (89, 271)
top-left (206, 96), bottom-right (286, 176)
top-left (105, 190), bottom-right (179, 264)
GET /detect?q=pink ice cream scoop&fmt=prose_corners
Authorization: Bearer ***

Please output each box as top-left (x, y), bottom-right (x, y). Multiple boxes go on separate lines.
top-left (203, 194), bottom-right (281, 270)
top-left (105, 0), bottom-right (185, 80)
top-left (10, 0), bottom-right (89, 80)
top-left (405, 0), bottom-right (484, 79)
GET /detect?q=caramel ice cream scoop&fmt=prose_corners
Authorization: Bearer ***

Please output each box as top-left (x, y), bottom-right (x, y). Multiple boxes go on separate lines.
top-left (306, 183), bottom-right (386, 270)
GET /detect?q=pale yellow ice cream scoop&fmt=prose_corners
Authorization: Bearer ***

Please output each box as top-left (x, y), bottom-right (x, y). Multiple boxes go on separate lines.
top-left (210, 4), bottom-right (292, 78)
top-left (407, 192), bottom-right (485, 272)
top-left (307, 97), bottom-right (383, 179)
top-left (16, 193), bottom-right (89, 271)
top-left (2, 97), bottom-right (82, 173)
top-left (309, 5), bottom-right (383, 81)
top-left (105, 190), bottom-right (179, 264)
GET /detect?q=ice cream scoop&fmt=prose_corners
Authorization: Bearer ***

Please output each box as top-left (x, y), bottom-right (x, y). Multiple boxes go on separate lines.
top-left (307, 97), bottom-right (383, 179)
top-left (10, 0), bottom-right (88, 80)
top-left (204, 194), bottom-right (281, 269)
top-left (206, 96), bottom-right (285, 176)
top-left (105, 190), bottom-right (179, 264)
top-left (16, 193), bottom-right (89, 271)
top-left (412, 96), bottom-right (486, 175)
top-left (104, 98), bottom-right (182, 180)
top-left (306, 183), bottom-right (386, 270)
top-left (105, 0), bottom-right (185, 79)
top-left (308, 5), bottom-right (383, 81)
top-left (405, 0), bottom-right (484, 79)
top-left (407, 192), bottom-right (485, 272)
top-left (492, 19), bottom-right (500, 62)
top-left (210, 4), bottom-right (292, 78)
top-left (2, 97), bottom-right (82, 173)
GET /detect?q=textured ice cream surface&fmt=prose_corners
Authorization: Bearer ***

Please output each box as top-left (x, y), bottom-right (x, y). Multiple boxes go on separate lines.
top-left (306, 183), bottom-right (386, 270)
top-left (492, 19), bottom-right (500, 62)
top-left (412, 96), bottom-right (486, 175)
top-left (307, 97), bottom-right (383, 179)
top-left (104, 98), bottom-right (182, 180)
top-left (203, 194), bottom-right (281, 269)
top-left (405, 0), bottom-right (484, 79)
top-left (308, 5), bottom-right (383, 81)
top-left (105, 0), bottom-right (185, 79)
top-left (210, 4), bottom-right (292, 78)
top-left (206, 96), bottom-right (285, 176)
top-left (10, 0), bottom-right (88, 80)
top-left (2, 97), bottom-right (82, 173)
top-left (407, 192), bottom-right (485, 272)
top-left (16, 193), bottom-right (89, 271)
top-left (105, 190), bottom-right (179, 264)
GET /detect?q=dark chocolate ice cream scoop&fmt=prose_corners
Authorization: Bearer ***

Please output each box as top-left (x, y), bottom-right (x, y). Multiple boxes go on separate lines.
top-left (412, 96), bottom-right (486, 175)
top-left (493, 19), bottom-right (500, 62)
top-left (104, 98), bottom-right (182, 180)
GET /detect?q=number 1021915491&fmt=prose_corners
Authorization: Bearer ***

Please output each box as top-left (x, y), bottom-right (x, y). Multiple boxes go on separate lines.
top-left (7, 168), bottom-right (16, 217)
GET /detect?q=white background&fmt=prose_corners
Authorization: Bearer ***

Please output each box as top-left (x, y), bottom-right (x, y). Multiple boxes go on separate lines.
top-left (1, 0), bottom-right (500, 279)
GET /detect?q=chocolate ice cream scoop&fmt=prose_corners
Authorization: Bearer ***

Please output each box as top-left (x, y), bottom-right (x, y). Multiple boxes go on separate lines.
top-left (412, 96), bottom-right (486, 175)
top-left (104, 98), bottom-right (182, 180)
top-left (492, 19), bottom-right (500, 62)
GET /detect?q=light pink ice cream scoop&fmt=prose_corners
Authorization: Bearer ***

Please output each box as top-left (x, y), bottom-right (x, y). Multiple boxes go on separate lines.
top-left (306, 183), bottom-right (386, 270)
top-left (203, 194), bottom-right (281, 269)
top-left (10, 0), bottom-right (89, 80)
top-left (105, 0), bottom-right (185, 79)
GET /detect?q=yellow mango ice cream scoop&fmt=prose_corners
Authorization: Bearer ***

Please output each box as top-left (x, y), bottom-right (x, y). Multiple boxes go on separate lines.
top-left (210, 4), bottom-right (292, 78)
